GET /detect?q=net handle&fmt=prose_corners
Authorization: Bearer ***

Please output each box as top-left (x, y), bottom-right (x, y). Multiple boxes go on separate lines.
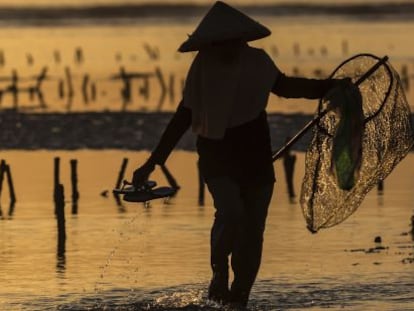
top-left (272, 55), bottom-right (389, 161)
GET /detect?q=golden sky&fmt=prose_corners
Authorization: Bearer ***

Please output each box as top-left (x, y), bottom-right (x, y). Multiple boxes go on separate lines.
top-left (0, 0), bottom-right (413, 7)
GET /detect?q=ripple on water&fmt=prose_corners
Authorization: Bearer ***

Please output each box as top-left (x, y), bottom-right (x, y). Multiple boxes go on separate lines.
top-left (12, 277), bottom-right (410, 311)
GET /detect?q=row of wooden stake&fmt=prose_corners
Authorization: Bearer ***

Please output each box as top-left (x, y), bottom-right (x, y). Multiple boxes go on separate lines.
top-left (50, 152), bottom-right (387, 260)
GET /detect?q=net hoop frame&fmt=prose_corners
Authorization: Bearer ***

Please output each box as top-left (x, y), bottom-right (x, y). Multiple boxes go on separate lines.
top-left (316, 53), bottom-right (394, 137)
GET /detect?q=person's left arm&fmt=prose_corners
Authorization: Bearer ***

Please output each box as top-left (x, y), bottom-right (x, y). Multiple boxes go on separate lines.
top-left (272, 73), bottom-right (339, 99)
top-left (131, 100), bottom-right (192, 186)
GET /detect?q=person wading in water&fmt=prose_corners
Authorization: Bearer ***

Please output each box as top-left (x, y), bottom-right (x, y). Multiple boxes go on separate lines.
top-left (131, 1), bottom-right (346, 308)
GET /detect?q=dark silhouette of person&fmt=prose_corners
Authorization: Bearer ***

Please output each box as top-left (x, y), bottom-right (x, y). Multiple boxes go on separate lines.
top-left (131, 1), bottom-right (346, 307)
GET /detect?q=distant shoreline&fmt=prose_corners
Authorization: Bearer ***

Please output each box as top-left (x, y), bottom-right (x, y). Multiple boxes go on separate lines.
top-left (0, 111), bottom-right (315, 151)
top-left (0, 3), bottom-right (413, 26)
top-left (1, 111), bottom-right (413, 152)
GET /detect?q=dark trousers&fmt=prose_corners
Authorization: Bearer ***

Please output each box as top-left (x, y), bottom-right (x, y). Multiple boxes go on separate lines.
top-left (206, 176), bottom-right (274, 303)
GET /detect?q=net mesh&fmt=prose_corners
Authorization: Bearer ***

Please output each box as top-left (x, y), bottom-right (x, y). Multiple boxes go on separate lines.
top-left (300, 54), bottom-right (414, 232)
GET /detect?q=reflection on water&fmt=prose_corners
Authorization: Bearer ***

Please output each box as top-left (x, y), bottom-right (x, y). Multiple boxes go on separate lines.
top-left (0, 150), bottom-right (413, 310)
top-left (0, 17), bottom-right (413, 113)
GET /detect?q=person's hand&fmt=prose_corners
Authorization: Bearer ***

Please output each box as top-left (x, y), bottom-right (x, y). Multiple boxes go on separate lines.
top-left (336, 77), bottom-right (353, 88)
top-left (132, 159), bottom-right (155, 187)
top-left (326, 77), bottom-right (353, 110)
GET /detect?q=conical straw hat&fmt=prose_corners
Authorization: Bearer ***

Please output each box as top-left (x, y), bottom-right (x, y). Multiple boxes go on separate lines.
top-left (178, 1), bottom-right (271, 53)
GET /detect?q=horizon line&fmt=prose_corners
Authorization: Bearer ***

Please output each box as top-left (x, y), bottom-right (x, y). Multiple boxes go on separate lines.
top-left (0, 2), bottom-right (411, 23)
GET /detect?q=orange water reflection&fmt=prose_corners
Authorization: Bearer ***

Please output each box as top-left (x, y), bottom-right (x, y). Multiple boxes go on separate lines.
top-left (0, 19), bottom-right (412, 113)
top-left (0, 150), bottom-right (413, 309)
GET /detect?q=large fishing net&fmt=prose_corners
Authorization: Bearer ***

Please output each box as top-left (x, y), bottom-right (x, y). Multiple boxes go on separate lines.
top-left (301, 54), bottom-right (414, 232)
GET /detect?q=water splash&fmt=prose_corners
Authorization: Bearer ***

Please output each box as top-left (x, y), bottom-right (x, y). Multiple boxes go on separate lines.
top-left (93, 205), bottom-right (148, 295)
top-left (47, 277), bottom-right (414, 310)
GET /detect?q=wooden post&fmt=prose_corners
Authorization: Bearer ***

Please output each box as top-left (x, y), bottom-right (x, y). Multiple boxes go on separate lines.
top-left (58, 79), bottom-right (65, 99)
top-left (75, 47), bottom-right (84, 64)
top-left (70, 159), bottom-right (79, 214)
top-left (34, 67), bottom-right (48, 109)
top-left (293, 43), bottom-right (300, 57)
top-left (64, 67), bottom-right (74, 111)
top-left (114, 194), bottom-right (123, 208)
top-left (0, 160), bottom-right (6, 199)
top-left (26, 53), bottom-right (34, 66)
top-left (64, 67), bottom-right (74, 99)
top-left (168, 73), bottom-right (175, 104)
top-left (10, 69), bottom-right (18, 110)
top-left (113, 158), bottom-right (128, 207)
top-left (8, 200), bottom-right (15, 218)
top-left (0, 50), bottom-right (5, 67)
top-left (281, 137), bottom-right (296, 199)
top-left (55, 183), bottom-right (66, 257)
top-left (139, 76), bottom-right (150, 101)
top-left (155, 66), bottom-right (166, 110)
top-left (197, 160), bottom-right (205, 206)
top-left (377, 180), bottom-right (384, 194)
top-left (142, 43), bottom-right (160, 60)
top-left (0, 160), bottom-right (16, 216)
top-left (54, 157), bottom-right (60, 214)
top-left (160, 164), bottom-right (180, 191)
top-left (115, 158), bottom-right (128, 190)
top-left (91, 82), bottom-right (97, 102)
top-left (53, 50), bottom-right (61, 64)
top-left (54, 157), bottom-right (60, 189)
top-left (81, 74), bottom-right (90, 104)
top-left (119, 66), bottom-right (131, 110)
top-left (5, 164), bottom-right (16, 204)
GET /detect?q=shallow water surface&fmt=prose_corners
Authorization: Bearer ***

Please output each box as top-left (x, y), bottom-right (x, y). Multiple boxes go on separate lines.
top-left (0, 150), bottom-right (413, 310)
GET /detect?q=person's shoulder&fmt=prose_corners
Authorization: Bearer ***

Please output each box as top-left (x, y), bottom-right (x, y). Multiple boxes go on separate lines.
top-left (244, 46), bottom-right (281, 80)
top-left (245, 46), bottom-right (272, 59)
top-left (245, 45), bottom-right (267, 55)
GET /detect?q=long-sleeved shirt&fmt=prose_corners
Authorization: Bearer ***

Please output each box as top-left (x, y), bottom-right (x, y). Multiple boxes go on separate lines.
top-left (149, 74), bottom-right (336, 185)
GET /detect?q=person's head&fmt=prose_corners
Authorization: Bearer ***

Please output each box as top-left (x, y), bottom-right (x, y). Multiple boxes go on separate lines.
top-left (178, 1), bottom-right (270, 53)
top-left (204, 38), bottom-right (246, 63)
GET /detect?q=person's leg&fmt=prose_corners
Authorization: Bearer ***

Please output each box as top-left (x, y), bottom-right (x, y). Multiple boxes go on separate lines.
top-left (229, 183), bottom-right (274, 306)
top-left (206, 176), bottom-right (244, 303)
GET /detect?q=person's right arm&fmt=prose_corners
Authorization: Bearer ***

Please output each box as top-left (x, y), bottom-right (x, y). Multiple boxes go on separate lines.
top-left (132, 101), bottom-right (192, 186)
